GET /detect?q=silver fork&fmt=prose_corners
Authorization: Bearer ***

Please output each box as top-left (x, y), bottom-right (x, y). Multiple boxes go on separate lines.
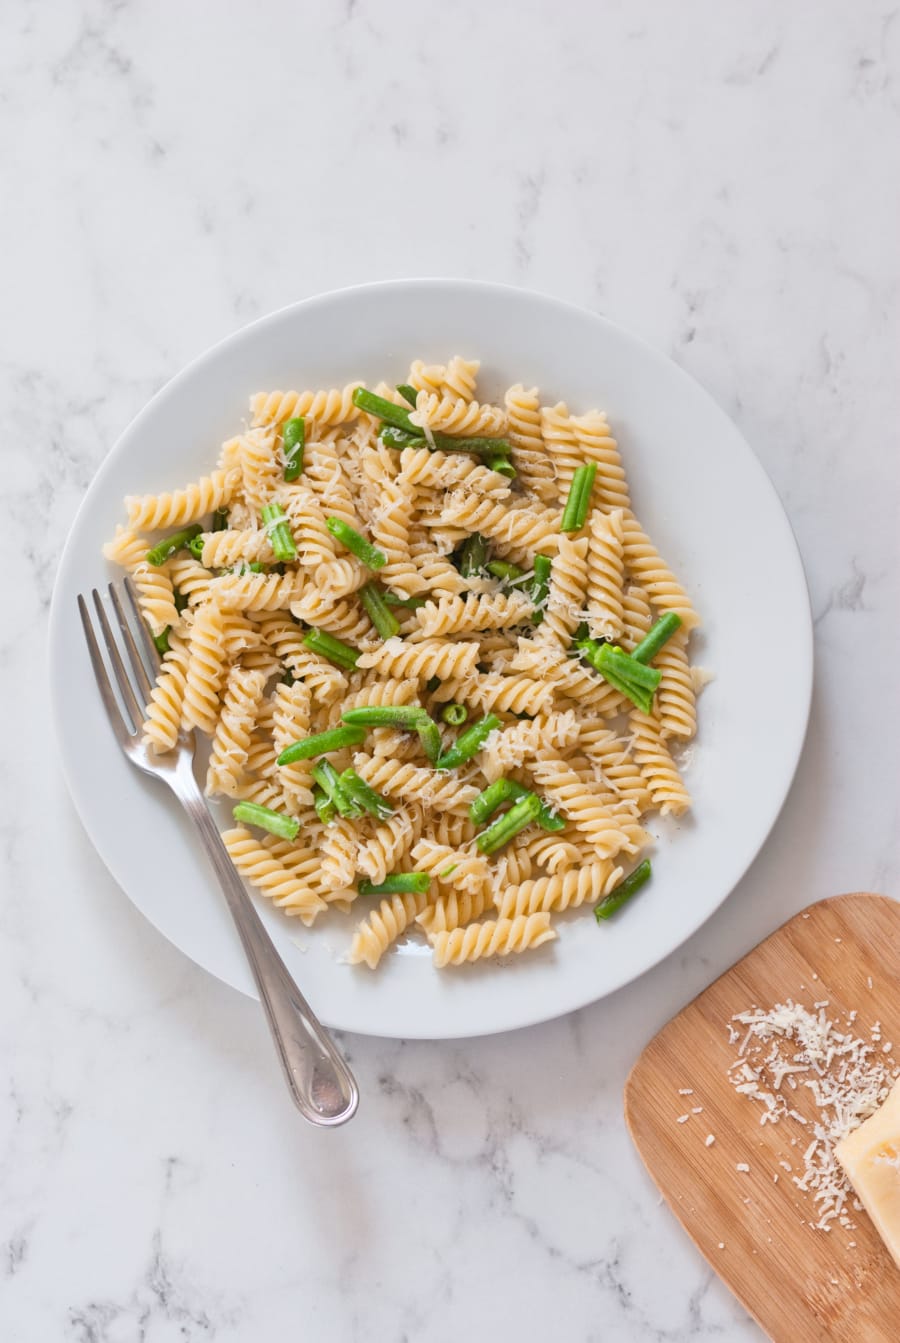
top-left (77, 578), bottom-right (359, 1127)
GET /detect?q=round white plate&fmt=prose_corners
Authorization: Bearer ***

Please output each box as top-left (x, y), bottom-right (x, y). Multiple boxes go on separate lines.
top-left (50, 280), bottom-right (812, 1039)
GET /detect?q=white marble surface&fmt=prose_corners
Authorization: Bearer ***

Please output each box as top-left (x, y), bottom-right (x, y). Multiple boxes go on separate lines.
top-left (2, 1), bottom-right (898, 1338)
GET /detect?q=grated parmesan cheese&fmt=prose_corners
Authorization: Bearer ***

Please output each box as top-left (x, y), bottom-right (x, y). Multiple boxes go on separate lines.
top-left (726, 1000), bottom-right (899, 1230)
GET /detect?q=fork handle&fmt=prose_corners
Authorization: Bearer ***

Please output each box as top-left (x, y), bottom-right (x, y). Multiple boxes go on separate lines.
top-left (177, 786), bottom-right (359, 1126)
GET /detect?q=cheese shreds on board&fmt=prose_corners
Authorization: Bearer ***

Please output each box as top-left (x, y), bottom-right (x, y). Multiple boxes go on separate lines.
top-left (726, 1000), bottom-right (899, 1231)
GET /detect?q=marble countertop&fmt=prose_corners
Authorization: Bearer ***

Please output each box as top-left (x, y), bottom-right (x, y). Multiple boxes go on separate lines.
top-left (3, 2), bottom-right (898, 1338)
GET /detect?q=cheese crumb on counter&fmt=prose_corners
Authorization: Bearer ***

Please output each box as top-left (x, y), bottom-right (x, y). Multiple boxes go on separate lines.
top-left (725, 999), bottom-right (899, 1230)
top-left (705, 1134), bottom-right (715, 1147)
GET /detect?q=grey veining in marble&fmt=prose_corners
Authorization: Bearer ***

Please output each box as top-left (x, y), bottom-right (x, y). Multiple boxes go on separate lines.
top-left (1, 1), bottom-right (899, 1339)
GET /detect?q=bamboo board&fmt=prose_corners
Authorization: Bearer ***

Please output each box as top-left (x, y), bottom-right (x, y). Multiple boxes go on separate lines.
top-left (625, 894), bottom-right (900, 1342)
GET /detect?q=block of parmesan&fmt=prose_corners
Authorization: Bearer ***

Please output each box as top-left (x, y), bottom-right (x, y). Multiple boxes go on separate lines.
top-left (836, 1075), bottom-right (900, 1269)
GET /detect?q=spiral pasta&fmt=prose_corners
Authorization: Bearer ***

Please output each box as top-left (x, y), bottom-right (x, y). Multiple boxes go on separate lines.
top-left (585, 507), bottom-right (625, 640)
top-left (348, 892), bottom-right (431, 969)
top-left (357, 637), bottom-right (481, 682)
top-left (142, 633), bottom-right (190, 752)
top-left (412, 391), bottom-right (506, 438)
top-left (125, 468), bottom-right (240, 530)
top-left (104, 353), bottom-right (704, 974)
top-left (494, 862), bottom-right (623, 919)
top-left (430, 914), bottom-right (556, 967)
top-left (533, 533), bottom-right (588, 650)
top-left (206, 667), bottom-right (267, 796)
top-left (529, 758), bottom-right (648, 859)
top-left (505, 384), bottom-right (557, 503)
top-left (414, 591), bottom-right (532, 638)
top-left (629, 710), bottom-right (692, 816)
top-left (249, 384), bottom-right (363, 429)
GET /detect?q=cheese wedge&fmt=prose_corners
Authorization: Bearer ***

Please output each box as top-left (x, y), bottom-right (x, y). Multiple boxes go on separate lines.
top-left (836, 1075), bottom-right (900, 1268)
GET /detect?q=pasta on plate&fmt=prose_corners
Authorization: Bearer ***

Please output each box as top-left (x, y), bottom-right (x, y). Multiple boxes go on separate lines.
top-left (103, 355), bottom-right (706, 969)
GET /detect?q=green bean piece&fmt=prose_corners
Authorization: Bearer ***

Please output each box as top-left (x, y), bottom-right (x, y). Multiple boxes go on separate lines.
top-left (485, 452), bottom-right (516, 478)
top-left (187, 534), bottom-right (206, 560)
top-left (352, 387), bottom-right (420, 434)
top-left (152, 627), bottom-right (170, 655)
top-left (594, 859), bottom-right (652, 921)
top-left (212, 507), bottom-right (229, 532)
top-left (276, 724), bottom-right (366, 765)
top-left (342, 705), bottom-right (429, 729)
top-left (396, 383), bottom-right (419, 408)
top-left (560, 463), bottom-right (598, 533)
top-left (458, 532), bottom-right (488, 577)
top-left (358, 582), bottom-right (400, 640)
top-left (469, 777), bottom-right (520, 825)
top-left (382, 591), bottom-right (427, 610)
top-left (425, 675), bottom-right (441, 693)
top-left (530, 554), bottom-right (552, 624)
top-left (325, 517), bottom-right (387, 571)
top-left (339, 769), bottom-right (394, 821)
top-left (435, 712), bottom-right (502, 770)
top-left (358, 873), bottom-right (431, 897)
top-left (231, 561), bottom-right (266, 574)
top-left (378, 425), bottom-right (424, 451)
top-left (313, 786), bottom-right (336, 826)
top-left (486, 560), bottom-right (526, 583)
top-left (575, 639), bottom-right (660, 713)
top-left (311, 761), bottom-right (363, 818)
top-left (282, 416), bottom-right (306, 481)
top-left (630, 613), bottom-right (684, 665)
top-left (280, 669), bottom-right (296, 686)
top-left (440, 702), bottom-right (468, 726)
top-left (417, 718), bottom-right (443, 764)
top-left (469, 777), bottom-right (563, 832)
top-left (146, 524), bottom-right (203, 567)
top-left (476, 793), bottom-right (542, 854)
top-left (173, 589), bottom-right (189, 614)
top-left (232, 801), bottom-right (300, 842)
top-left (303, 628), bottom-right (359, 670)
top-left (260, 502), bottom-right (297, 563)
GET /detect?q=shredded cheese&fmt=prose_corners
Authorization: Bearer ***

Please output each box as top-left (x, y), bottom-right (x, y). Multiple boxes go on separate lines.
top-left (726, 1000), bottom-right (899, 1230)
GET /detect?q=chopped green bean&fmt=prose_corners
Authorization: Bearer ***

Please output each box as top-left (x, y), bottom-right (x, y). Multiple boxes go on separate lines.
top-left (358, 582), bottom-right (400, 639)
top-left (594, 859), bottom-right (652, 921)
top-left (530, 554), bottom-right (552, 624)
top-left (458, 533), bottom-right (488, 577)
top-left (187, 534), bottom-right (206, 560)
top-left (339, 769), bottom-right (394, 821)
top-left (325, 517), bottom-right (386, 570)
top-left (146, 524), bottom-right (203, 567)
top-left (260, 502), bottom-right (297, 563)
top-left (486, 559), bottom-right (525, 583)
top-left (282, 416), bottom-right (306, 481)
top-left (383, 591), bottom-right (427, 610)
top-left (440, 702), bottom-right (468, 726)
top-left (378, 425), bottom-right (423, 451)
top-left (313, 786), bottom-right (336, 826)
top-left (576, 639), bottom-right (661, 712)
top-left (232, 801), bottom-right (300, 841)
top-left (396, 383), bottom-right (419, 407)
top-left (631, 613), bottom-right (683, 665)
top-left (173, 589), bottom-right (189, 615)
top-left (560, 463), bottom-right (598, 533)
top-left (276, 724), bottom-right (366, 765)
top-left (342, 705), bottom-right (430, 729)
top-left (358, 873), bottom-right (431, 897)
top-left (311, 760), bottom-right (362, 818)
top-left (469, 777), bottom-right (563, 832)
top-left (417, 718), bottom-right (443, 764)
top-left (435, 713), bottom-right (501, 770)
top-left (212, 507), bottom-right (229, 532)
top-left (152, 627), bottom-right (170, 655)
top-left (476, 792), bottom-right (542, 854)
top-left (352, 387), bottom-right (420, 433)
top-left (303, 628), bottom-right (359, 670)
top-left (485, 452), bottom-right (516, 478)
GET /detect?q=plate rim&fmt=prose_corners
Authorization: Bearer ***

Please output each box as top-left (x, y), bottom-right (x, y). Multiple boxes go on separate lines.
top-left (49, 278), bottom-right (814, 1037)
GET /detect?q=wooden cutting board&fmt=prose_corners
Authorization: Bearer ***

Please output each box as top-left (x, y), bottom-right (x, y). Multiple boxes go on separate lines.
top-left (625, 893), bottom-right (900, 1342)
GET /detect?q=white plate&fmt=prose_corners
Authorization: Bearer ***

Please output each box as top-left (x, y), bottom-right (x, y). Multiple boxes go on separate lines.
top-left (50, 280), bottom-right (812, 1039)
